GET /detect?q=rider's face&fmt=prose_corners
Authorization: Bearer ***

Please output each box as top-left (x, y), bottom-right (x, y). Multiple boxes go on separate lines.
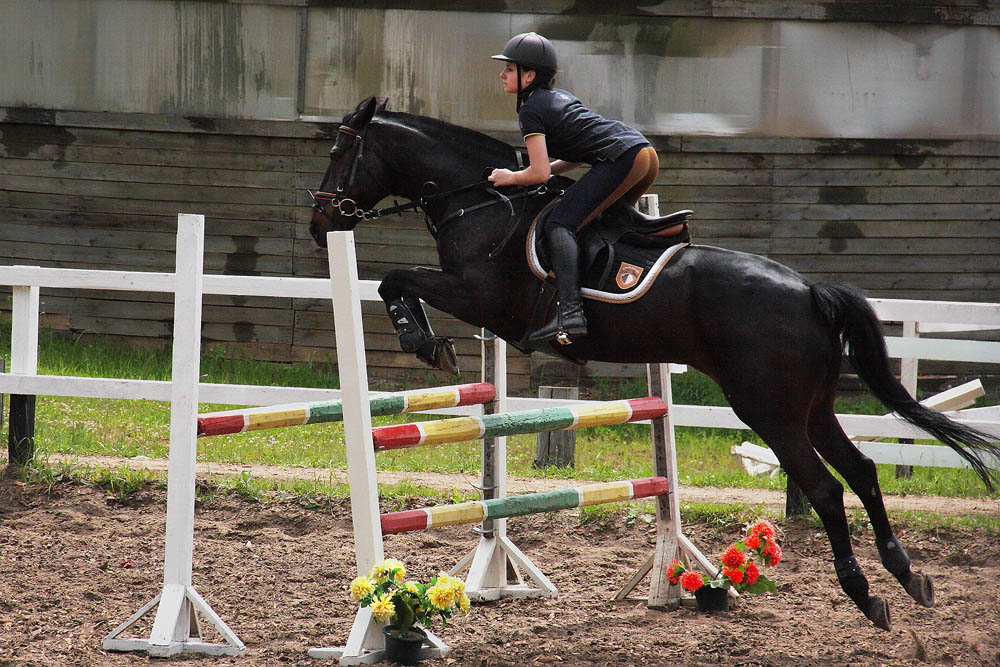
top-left (500, 63), bottom-right (535, 95)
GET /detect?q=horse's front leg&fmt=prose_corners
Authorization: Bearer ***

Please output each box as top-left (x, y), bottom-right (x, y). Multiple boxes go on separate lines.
top-left (377, 267), bottom-right (483, 374)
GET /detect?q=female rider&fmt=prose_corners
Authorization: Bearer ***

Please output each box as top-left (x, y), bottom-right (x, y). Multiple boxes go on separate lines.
top-left (488, 32), bottom-right (659, 345)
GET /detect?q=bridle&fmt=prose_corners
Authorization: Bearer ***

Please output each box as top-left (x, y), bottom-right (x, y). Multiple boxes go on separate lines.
top-left (309, 121), bottom-right (562, 255)
top-left (308, 125), bottom-right (377, 220)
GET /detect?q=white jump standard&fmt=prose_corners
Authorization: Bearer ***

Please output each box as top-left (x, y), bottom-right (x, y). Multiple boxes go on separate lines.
top-left (310, 231), bottom-right (718, 664)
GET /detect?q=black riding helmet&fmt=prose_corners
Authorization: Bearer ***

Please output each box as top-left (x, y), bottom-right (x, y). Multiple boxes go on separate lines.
top-left (491, 32), bottom-right (558, 74)
top-left (492, 32), bottom-right (557, 110)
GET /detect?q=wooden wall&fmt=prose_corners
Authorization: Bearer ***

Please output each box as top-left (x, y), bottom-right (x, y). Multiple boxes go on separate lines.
top-left (2, 111), bottom-right (998, 390)
top-left (656, 135), bottom-right (1000, 301)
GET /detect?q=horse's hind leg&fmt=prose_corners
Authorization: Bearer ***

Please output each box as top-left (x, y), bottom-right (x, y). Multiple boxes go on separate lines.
top-left (725, 373), bottom-right (893, 630)
top-left (808, 408), bottom-right (935, 609)
top-left (757, 428), bottom-right (892, 630)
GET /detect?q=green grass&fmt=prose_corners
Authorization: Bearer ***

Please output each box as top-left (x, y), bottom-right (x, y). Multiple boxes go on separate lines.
top-left (2, 323), bottom-right (997, 503)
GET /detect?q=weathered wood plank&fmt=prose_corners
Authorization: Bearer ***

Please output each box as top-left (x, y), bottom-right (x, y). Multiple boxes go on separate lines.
top-left (0, 191), bottom-right (298, 222)
top-left (0, 209), bottom-right (294, 238)
top-left (0, 222), bottom-right (295, 255)
top-left (2, 175), bottom-right (295, 206)
top-left (804, 273), bottom-right (1000, 291)
top-left (773, 254), bottom-right (1000, 273)
top-left (670, 202), bottom-right (999, 221)
top-left (679, 136), bottom-right (1000, 157)
top-left (767, 220), bottom-right (1000, 238)
top-left (659, 185), bottom-right (999, 205)
top-left (766, 237), bottom-right (1000, 255)
top-left (3, 243), bottom-right (295, 274)
top-left (774, 169), bottom-right (998, 187)
top-left (653, 170), bottom-right (775, 186)
top-left (0, 112), bottom-right (329, 144)
top-left (773, 154), bottom-right (1000, 170)
top-left (0, 157), bottom-right (296, 190)
top-left (656, 153), bottom-right (776, 170)
top-left (1, 141), bottom-right (296, 172)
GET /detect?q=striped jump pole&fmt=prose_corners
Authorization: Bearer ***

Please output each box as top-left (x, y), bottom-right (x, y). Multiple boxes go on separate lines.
top-left (372, 396), bottom-right (667, 450)
top-left (382, 477), bottom-right (669, 534)
top-left (197, 382), bottom-right (495, 437)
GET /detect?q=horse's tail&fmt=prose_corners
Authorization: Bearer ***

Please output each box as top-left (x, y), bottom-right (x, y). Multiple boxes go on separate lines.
top-left (811, 281), bottom-right (1000, 491)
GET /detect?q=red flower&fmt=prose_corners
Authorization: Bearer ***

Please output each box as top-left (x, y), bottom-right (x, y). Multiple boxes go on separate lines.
top-left (668, 559), bottom-right (684, 584)
top-left (744, 561), bottom-right (760, 586)
top-left (723, 567), bottom-right (744, 584)
top-left (750, 519), bottom-right (776, 540)
top-left (679, 571), bottom-right (704, 592)
top-left (764, 541), bottom-right (783, 566)
top-left (721, 546), bottom-right (745, 569)
top-left (745, 532), bottom-right (761, 549)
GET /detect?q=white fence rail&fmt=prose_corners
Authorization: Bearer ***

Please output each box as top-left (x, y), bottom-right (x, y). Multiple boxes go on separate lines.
top-left (0, 266), bottom-right (462, 413)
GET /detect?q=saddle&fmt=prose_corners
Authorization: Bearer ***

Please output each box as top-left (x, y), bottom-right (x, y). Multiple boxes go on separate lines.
top-left (527, 201), bottom-right (692, 303)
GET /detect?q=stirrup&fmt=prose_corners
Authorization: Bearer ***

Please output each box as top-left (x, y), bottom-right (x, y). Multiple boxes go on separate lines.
top-left (528, 300), bottom-right (587, 346)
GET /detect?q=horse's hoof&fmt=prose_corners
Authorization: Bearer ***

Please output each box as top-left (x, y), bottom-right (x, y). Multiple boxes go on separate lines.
top-left (439, 338), bottom-right (459, 374)
top-left (415, 336), bottom-right (459, 374)
top-left (905, 572), bottom-right (934, 608)
top-left (867, 597), bottom-right (892, 631)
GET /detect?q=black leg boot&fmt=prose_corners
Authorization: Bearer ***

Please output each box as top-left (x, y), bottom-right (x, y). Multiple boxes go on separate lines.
top-left (528, 225), bottom-right (588, 345)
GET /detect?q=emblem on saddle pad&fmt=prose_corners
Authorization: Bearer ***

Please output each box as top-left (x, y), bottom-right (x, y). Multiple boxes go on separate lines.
top-left (615, 263), bottom-right (644, 290)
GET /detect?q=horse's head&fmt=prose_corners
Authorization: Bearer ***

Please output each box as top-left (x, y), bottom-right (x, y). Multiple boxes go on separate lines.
top-left (309, 97), bottom-right (391, 247)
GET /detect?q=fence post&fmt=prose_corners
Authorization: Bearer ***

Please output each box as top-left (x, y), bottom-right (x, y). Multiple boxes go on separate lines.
top-left (638, 193), bottom-right (660, 216)
top-left (533, 386), bottom-right (578, 468)
top-left (8, 396), bottom-right (35, 467)
top-left (8, 284), bottom-right (39, 466)
top-left (784, 475), bottom-right (810, 517)
top-left (895, 320), bottom-right (918, 479)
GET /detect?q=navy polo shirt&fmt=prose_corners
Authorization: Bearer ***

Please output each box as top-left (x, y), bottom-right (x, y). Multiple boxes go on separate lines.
top-left (517, 88), bottom-right (648, 165)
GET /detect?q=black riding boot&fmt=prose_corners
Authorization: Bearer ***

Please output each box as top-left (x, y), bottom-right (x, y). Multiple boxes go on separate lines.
top-left (528, 225), bottom-right (588, 345)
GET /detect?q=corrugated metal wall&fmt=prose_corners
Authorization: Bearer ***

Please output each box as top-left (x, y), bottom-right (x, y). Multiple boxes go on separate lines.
top-left (4, 1), bottom-right (998, 138)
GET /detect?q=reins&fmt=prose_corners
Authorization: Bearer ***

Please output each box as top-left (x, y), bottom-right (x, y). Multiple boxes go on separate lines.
top-left (309, 178), bottom-right (499, 226)
top-left (309, 123), bottom-right (562, 257)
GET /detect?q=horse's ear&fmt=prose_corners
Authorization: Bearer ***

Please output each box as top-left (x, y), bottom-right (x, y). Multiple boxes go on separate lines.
top-left (377, 98), bottom-right (389, 112)
top-left (355, 97), bottom-right (378, 129)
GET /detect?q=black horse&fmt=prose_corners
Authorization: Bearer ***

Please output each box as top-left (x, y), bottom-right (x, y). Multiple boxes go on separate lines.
top-left (310, 97), bottom-right (999, 631)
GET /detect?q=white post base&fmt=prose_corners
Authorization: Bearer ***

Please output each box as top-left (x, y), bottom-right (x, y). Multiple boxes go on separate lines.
top-left (614, 529), bottom-right (722, 607)
top-left (308, 608), bottom-right (449, 664)
top-left (102, 584), bottom-right (245, 657)
top-left (453, 533), bottom-right (557, 601)
top-left (613, 362), bottom-right (723, 607)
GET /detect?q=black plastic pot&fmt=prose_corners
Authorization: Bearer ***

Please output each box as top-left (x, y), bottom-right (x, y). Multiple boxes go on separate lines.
top-left (382, 625), bottom-right (427, 665)
top-left (694, 585), bottom-right (730, 612)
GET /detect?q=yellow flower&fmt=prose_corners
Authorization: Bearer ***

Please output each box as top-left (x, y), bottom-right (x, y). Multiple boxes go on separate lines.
top-left (446, 575), bottom-right (466, 597)
top-left (349, 576), bottom-right (375, 602)
top-left (369, 559), bottom-right (405, 584)
top-left (370, 593), bottom-right (395, 622)
top-left (458, 594), bottom-right (471, 615)
top-left (383, 559), bottom-right (407, 583)
top-left (405, 581), bottom-right (421, 595)
top-left (426, 583), bottom-right (454, 610)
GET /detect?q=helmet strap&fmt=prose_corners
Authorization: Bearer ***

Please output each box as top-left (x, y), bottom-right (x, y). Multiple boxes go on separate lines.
top-left (515, 63), bottom-right (523, 111)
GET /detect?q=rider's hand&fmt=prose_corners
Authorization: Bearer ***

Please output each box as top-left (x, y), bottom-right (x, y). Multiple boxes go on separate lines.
top-left (489, 168), bottom-right (518, 187)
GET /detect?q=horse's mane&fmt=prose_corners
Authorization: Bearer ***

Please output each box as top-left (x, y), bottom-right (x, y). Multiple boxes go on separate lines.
top-left (375, 110), bottom-right (516, 166)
